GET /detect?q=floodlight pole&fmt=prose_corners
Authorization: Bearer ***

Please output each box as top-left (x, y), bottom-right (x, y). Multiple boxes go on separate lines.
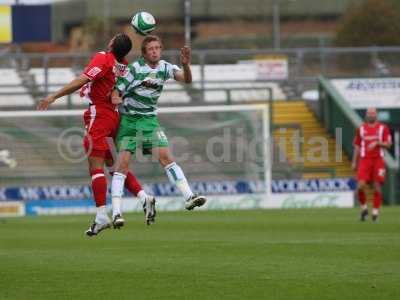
top-left (184, 0), bottom-right (191, 45)
top-left (272, 0), bottom-right (281, 49)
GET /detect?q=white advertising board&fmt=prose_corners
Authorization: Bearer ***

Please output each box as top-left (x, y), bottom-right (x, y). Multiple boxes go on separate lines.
top-left (330, 78), bottom-right (400, 108)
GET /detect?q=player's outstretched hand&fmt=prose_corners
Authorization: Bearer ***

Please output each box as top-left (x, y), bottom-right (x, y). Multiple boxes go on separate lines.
top-left (37, 95), bottom-right (55, 111)
top-left (180, 46), bottom-right (191, 65)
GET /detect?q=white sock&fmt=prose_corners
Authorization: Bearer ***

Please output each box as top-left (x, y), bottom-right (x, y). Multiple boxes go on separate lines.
top-left (95, 205), bottom-right (109, 224)
top-left (361, 204), bottom-right (367, 211)
top-left (372, 208), bottom-right (379, 216)
top-left (137, 190), bottom-right (148, 203)
top-left (165, 162), bottom-right (194, 200)
top-left (111, 172), bottom-right (126, 217)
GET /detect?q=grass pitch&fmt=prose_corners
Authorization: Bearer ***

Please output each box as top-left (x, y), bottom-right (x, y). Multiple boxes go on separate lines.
top-left (0, 208), bottom-right (399, 300)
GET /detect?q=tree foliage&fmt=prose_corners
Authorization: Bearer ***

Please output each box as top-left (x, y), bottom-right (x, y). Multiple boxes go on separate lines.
top-left (335, 0), bottom-right (400, 46)
top-left (82, 17), bottom-right (118, 51)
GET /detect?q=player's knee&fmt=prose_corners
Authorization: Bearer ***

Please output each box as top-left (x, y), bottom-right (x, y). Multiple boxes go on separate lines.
top-left (118, 160), bottom-right (130, 174)
top-left (115, 154), bottom-right (131, 174)
top-left (88, 156), bottom-right (105, 171)
top-left (357, 181), bottom-right (367, 190)
top-left (373, 182), bottom-right (382, 192)
top-left (118, 165), bottom-right (129, 174)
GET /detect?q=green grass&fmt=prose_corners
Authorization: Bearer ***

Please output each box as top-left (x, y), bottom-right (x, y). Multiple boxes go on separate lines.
top-left (1, 208), bottom-right (399, 300)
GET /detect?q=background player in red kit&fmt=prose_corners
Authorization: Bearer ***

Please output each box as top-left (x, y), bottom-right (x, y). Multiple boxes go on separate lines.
top-left (352, 107), bottom-right (392, 222)
top-left (37, 33), bottom-right (155, 236)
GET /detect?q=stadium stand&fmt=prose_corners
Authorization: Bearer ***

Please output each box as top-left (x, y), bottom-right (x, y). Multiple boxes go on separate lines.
top-left (18, 64), bottom-right (286, 106)
top-left (29, 68), bottom-right (83, 106)
top-left (272, 101), bottom-right (353, 179)
top-left (158, 82), bottom-right (191, 104)
top-left (0, 68), bottom-right (35, 107)
top-left (191, 64), bottom-right (286, 102)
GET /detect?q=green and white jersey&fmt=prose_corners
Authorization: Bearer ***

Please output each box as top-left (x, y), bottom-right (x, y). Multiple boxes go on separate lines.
top-left (116, 57), bottom-right (180, 116)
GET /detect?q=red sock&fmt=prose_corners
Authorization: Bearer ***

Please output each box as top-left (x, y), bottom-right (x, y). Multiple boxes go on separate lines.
top-left (358, 190), bottom-right (367, 205)
top-left (373, 191), bottom-right (382, 209)
top-left (125, 171), bottom-right (143, 196)
top-left (91, 169), bottom-right (107, 207)
top-left (109, 171), bottom-right (143, 196)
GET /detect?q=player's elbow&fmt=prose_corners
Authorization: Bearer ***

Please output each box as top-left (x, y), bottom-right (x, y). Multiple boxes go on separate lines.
top-left (78, 75), bottom-right (91, 86)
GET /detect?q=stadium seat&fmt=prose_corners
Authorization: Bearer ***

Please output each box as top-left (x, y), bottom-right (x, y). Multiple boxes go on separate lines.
top-left (192, 81), bottom-right (285, 102)
top-left (159, 81), bottom-right (191, 104)
top-left (190, 64), bottom-right (286, 102)
top-left (29, 68), bottom-right (83, 106)
top-left (29, 68), bottom-right (76, 86)
top-left (0, 68), bottom-right (35, 107)
top-left (158, 91), bottom-right (191, 104)
top-left (24, 64), bottom-right (287, 106)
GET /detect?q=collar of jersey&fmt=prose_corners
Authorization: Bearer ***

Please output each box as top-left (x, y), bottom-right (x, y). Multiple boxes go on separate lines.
top-left (138, 56), bottom-right (162, 69)
top-left (138, 56), bottom-right (146, 66)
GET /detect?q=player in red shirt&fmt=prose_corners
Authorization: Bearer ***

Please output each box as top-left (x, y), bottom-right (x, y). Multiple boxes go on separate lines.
top-left (37, 33), bottom-right (155, 236)
top-left (352, 107), bottom-right (392, 222)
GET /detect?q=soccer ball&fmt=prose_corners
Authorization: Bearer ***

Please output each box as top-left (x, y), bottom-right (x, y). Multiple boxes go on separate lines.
top-left (131, 11), bottom-right (156, 36)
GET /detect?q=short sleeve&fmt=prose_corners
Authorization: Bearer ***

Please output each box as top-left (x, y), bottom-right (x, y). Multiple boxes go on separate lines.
top-left (83, 52), bottom-right (108, 81)
top-left (353, 127), bottom-right (361, 147)
top-left (166, 63), bottom-right (180, 80)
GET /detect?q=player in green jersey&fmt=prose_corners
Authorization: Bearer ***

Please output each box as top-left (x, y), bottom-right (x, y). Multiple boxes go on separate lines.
top-left (110, 35), bottom-right (206, 226)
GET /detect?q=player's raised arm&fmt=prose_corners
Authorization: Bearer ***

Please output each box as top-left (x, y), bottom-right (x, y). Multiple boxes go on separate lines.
top-left (174, 46), bottom-right (192, 83)
top-left (37, 75), bottom-right (90, 110)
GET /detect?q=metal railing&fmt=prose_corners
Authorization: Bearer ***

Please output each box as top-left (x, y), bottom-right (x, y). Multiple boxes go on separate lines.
top-left (2, 46), bottom-right (400, 98)
top-left (0, 83), bottom-right (274, 108)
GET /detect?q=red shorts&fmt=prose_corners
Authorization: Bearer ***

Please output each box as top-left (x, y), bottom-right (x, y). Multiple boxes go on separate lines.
top-left (357, 157), bottom-right (386, 184)
top-left (83, 105), bottom-right (119, 159)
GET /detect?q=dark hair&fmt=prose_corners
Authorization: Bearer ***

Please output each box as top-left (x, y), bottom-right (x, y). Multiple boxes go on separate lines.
top-left (141, 35), bottom-right (163, 55)
top-left (111, 33), bottom-right (132, 62)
